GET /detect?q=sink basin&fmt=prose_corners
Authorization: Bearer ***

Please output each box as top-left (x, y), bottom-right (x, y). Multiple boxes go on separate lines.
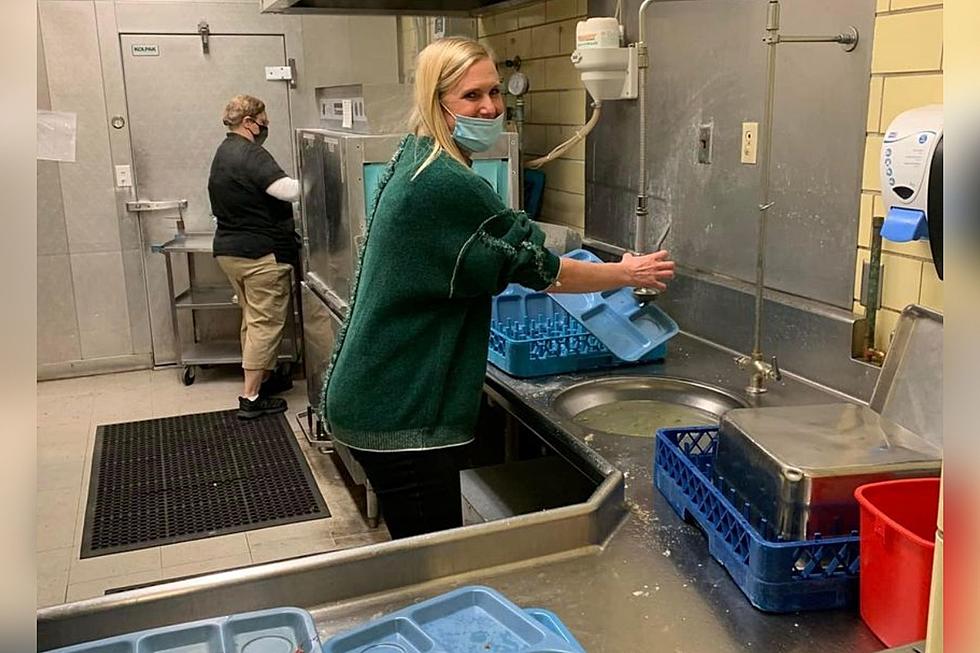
top-left (552, 376), bottom-right (748, 437)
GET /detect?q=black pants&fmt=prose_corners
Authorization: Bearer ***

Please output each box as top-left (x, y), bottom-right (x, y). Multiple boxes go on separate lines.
top-left (351, 447), bottom-right (463, 539)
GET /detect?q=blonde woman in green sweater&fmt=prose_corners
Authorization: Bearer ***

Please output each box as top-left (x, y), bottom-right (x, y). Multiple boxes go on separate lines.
top-left (323, 37), bottom-right (675, 539)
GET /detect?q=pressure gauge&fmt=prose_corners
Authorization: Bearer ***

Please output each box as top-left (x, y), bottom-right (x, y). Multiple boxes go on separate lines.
top-left (507, 72), bottom-right (529, 97)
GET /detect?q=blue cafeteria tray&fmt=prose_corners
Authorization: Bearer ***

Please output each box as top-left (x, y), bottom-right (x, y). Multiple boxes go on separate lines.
top-left (548, 249), bottom-right (678, 362)
top-left (489, 284), bottom-right (667, 378)
top-left (654, 427), bottom-right (861, 613)
top-left (322, 586), bottom-right (585, 653)
top-left (46, 607), bottom-right (320, 653)
top-left (523, 609), bottom-right (585, 653)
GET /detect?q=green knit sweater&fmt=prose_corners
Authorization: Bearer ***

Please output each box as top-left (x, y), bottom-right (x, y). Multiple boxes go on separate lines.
top-left (321, 135), bottom-right (560, 451)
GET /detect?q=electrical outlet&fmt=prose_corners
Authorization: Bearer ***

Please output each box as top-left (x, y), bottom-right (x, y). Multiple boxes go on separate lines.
top-left (741, 122), bottom-right (758, 164)
top-left (114, 164), bottom-right (132, 188)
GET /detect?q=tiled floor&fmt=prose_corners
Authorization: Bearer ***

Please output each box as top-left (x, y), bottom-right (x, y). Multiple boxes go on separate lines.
top-left (36, 367), bottom-right (390, 608)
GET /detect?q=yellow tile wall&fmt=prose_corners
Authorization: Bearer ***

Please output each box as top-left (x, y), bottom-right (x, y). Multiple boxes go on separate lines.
top-left (479, 0), bottom-right (588, 232)
top-left (856, 1), bottom-right (943, 351)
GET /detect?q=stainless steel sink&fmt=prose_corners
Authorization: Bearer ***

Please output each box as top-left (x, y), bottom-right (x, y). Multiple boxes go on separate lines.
top-left (552, 376), bottom-right (748, 436)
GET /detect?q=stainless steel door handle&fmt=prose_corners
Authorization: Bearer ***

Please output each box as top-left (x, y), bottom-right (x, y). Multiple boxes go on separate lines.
top-left (125, 199), bottom-right (188, 212)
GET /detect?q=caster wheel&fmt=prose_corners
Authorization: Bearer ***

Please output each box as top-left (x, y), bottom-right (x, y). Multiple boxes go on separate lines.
top-left (182, 366), bottom-right (196, 386)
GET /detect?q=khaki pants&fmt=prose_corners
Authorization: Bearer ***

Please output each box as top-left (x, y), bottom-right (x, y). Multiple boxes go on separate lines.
top-left (217, 254), bottom-right (292, 371)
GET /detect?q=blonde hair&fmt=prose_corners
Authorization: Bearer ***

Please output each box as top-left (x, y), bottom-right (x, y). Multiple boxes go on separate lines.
top-left (408, 37), bottom-right (497, 178)
top-left (222, 95), bottom-right (266, 127)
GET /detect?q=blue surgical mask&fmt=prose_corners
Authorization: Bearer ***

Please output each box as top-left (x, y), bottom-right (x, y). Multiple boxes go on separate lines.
top-left (445, 107), bottom-right (504, 153)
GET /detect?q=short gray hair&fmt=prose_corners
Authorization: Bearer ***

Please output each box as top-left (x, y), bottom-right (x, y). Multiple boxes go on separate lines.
top-left (222, 95), bottom-right (266, 127)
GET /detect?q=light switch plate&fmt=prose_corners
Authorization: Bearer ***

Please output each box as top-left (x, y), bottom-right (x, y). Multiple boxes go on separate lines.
top-left (741, 122), bottom-right (758, 164)
top-left (114, 164), bottom-right (132, 188)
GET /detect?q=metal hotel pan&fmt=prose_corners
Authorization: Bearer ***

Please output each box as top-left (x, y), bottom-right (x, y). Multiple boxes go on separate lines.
top-left (713, 305), bottom-right (943, 540)
top-left (713, 403), bottom-right (941, 540)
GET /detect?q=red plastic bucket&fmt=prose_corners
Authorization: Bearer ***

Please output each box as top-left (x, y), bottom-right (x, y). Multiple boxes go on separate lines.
top-left (854, 478), bottom-right (940, 647)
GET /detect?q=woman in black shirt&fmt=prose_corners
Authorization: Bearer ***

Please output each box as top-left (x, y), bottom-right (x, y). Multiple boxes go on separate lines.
top-left (209, 94), bottom-right (299, 419)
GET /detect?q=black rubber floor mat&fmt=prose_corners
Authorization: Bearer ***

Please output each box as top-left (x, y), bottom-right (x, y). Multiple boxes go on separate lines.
top-left (81, 410), bottom-right (329, 558)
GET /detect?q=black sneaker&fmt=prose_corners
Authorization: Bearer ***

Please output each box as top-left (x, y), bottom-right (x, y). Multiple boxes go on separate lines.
top-left (259, 371), bottom-right (293, 397)
top-left (237, 395), bottom-right (287, 420)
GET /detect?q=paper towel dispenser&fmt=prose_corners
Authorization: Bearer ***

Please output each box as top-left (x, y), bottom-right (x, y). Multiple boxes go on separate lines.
top-left (880, 104), bottom-right (943, 278)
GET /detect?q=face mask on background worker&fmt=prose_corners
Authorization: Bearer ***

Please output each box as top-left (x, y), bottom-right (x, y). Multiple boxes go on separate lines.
top-left (443, 106), bottom-right (503, 153)
top-left (248, 116), bottom-right (269, 146)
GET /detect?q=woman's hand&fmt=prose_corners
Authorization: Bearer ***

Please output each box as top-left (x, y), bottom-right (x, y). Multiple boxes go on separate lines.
top-left (620, 250), bottom-right (676, 291)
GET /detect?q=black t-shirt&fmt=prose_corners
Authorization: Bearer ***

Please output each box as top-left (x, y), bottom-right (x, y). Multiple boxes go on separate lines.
top-left (209, 133), bottom-right (299, 267)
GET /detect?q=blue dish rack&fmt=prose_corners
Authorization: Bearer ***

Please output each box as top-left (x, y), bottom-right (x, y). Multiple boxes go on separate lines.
top-left (322, 585), bottom-right (585, 653)
top-left (653, 427), bottom-right (861, 613)
top-left (47, 607), bottom-right (321, 653)
top-left (489, 284), bottom-right (670, 378)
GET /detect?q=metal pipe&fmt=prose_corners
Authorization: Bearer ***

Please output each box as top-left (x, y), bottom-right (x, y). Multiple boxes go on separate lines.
top-left (514, 95), bottom-right (526, 209)
top-left (864, 216), bottom-right (885, 359)
top-left (635, 0), bottom-right (657, 254)
top-left (779, 35), bottom-right (850, 44)
top-left (630, 0), bottom-right (659, 302)
top-left (753, 0), bottom-right (780, 360)
top-left (634, 65), bottom-right (648, 253)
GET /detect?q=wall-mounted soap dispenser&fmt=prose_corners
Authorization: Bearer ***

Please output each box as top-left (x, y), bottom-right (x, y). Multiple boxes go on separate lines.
top-left (880, 104), bottom-right (943, 279)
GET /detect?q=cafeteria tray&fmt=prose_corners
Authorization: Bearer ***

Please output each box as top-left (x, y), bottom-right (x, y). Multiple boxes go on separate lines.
top-left (46, 607), bottom-right (320, 653)
top-left (321, 585), bottom-right (584, 653)
top-left (548, 249), bottom-right (678, 362)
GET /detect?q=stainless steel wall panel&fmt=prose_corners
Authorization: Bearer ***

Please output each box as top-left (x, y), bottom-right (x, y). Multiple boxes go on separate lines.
top-left (96, 1), bottom-right (154, 354)
top-left (587, 0), bottom-right (874, 309)
top-left (122, 247), bottom-right (153, 355)
top-left (360, 134), bottom-right (406, 162)
top-left (70, 251), bottom-right (134, 359)
top-left (656, 271), bottom-right (878, 400)
top-left (94, 1), bottom-right (142, 254)
top-left (37, 254), bottom-right (82, 365)
top-left (301, 281), bottom-right (342, 410)
top-left (37, 162), bottom-right (71, 257)
top-left (298, 130), bottom-right (406, 310)
top-left (302, 16), bottom-right (399, 88)
top-left (763, 0), bottom-right (873, 306)
top-left (114, 1), bottom-right (290, 34)
top-left (39, 1), bottom-right (122, 256)
top-left (302, 17), bottom-right (353, 114)
top-left (300, 131), bottom-right (353, 304)
top-left (583, 178), bottom-right (636, 249)
top-left (37, 21), bottom-right (70, 258)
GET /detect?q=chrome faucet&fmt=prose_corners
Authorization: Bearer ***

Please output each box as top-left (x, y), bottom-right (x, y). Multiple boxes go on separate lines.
top-left (735, 353), bottom-right (782, 395)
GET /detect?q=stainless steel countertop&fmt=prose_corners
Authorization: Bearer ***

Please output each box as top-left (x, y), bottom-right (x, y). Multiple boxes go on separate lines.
top-left (309, 333), bottom-right (885, 652)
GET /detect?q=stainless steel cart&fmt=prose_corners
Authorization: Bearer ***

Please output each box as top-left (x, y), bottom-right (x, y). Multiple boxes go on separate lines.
top-left (154, 230), bottom-right (301, 385)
